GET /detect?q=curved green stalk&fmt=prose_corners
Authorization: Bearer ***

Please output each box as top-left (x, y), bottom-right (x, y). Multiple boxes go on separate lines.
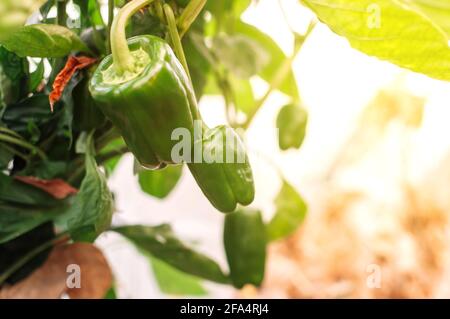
top-left (164, 4), bottom-right (203, 123)
top-left (0, 142), bottom-right (29, 162)
top-left (0, 133), bottom-right (47, 160)
top-left (164, 4), bottom-right (191, 82)
top-left (242, 21), bottom-right (317, 129)
top-left (111, 0), bottom-right (155, 74)
top-left (0, 126), bottom-right (23, 139)
top-left (178, 0), bottom-right (207, 38)
top-left (106, 0), bottom-right (115, 54)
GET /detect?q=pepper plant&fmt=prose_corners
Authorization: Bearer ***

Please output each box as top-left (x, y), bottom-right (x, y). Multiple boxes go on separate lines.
top-left (0, 0), bottom-right (449, 298)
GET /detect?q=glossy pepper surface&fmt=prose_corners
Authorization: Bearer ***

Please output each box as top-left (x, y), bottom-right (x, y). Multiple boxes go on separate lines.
top-left (224, 208), bottom-right (267, 288)
top-left (89, 35), bottom-right (196, 169)
top-left (187, 125), bottom-right (255, 213)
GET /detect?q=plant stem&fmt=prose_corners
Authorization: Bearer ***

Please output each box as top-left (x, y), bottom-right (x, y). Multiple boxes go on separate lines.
top-left (0, 142), bottom-right (29, 162)
top-left (242, 21), bottom-right (317, 129)
top-left (107, 0), bottom-right (115, 55)
top-left (96, 146), bottom-right (129, 164)
top-left (0, 126), bottom-right (22, 139)
top-left (111, 0), bottom-right (155, 74)
top-left (56, 0), bottom-right (67, 26)
top-left (0, 233), bottom-right (70, 286)
top-left (0, 133), bottom-right (47, 160)
top-left (164, 4), bottom-right (203, 123)
top-left (154, 0), bottom-right (165, 23)
top-left (178, 0), bottom-right (207, 38)
top-left (164, 4), bottom-right (191, 82)
top-left (242, 50), bottom-right (300, 130)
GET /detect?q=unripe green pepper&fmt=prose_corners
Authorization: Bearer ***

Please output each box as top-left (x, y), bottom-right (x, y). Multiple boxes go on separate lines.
top-left (276, 103), bottom-right (308, 151)
top-left (224, 208), bottom-right (267, 288)
top-left (89, 0), bottom-right (197, 169)
top-left (187, 125), bottom-right (255, 213)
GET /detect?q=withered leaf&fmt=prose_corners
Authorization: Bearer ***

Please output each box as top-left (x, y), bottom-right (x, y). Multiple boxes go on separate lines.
top-left (14, 176), bottom-right (78, 199)
top-left (0, 243), bottom-right (112, 299)
top-left (49, 56), bottom-right (96, 111)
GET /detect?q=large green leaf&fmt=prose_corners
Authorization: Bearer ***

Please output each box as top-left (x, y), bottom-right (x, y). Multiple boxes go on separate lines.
top-left (230, 76), bottom-right (256, 117)
top-left (0, 173), bottom-right (69, 244)
top-left (212, 34), bottom-right (269, 79)
top-left (184, 32), bottom-right (212, 98)
top-left (0, 202), bottom-right (65, 244)
top-left (234, 21), bottom-right (300, 99)
top-left (2, 94), bottom-right (60, 144)
top-left (0, 173), bottom-right (60, 207)
top-left (113, 225), bottom-right (229, 284)
top-left (138, 165), bottom-right (183, 199)
top-left (150, 257), bottom-right (207, 296)
top-left (58, 133), bottom-right (114, 242)
top-left (267, 181), bottom-right (307, 241)
top-left (301, 0), bottom-right (450, 81)
top-left (0, 24), bottom-right (88, 58)
top-left (407, 0), bottom-right (450, 39)
top-left (0, 46), bottom-right (29, 114)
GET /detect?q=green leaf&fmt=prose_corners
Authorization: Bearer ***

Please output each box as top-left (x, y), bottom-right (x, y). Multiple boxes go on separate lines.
top-left (267, 181), bottom-right (307, 241)
top-left (276, 103), bottom-right (308, 151)
top-left (407, 0), bottom-right (450, 39)
top-left (24, 160), bottom-right (69, 180)
top-left (234, 21), bottom-right (299, 99)
top-left (0, 199), bottom-right (69, 245)
top-left (0, 143), bottom-right (14, 169)
top-left (224, 208), bottom-right (267, 288)
top-left (212, 34), bottom-right (269, 79)
top-left (113, 225), bottom-right (229, 284)
top-left (0, 46), bottom-right (29, 112)
top-left (138, 165), bottom-right (183, 199)
top-left (150, 257), bottom-right (207, 296)
top-left (0, 171), bottom-right (71, 244)
top-left (184, 32), bottom-right (212, 98)
top-left (0, 24), bottom-right (88, 58)
top-left (74, 0), bottom-right (105, 29)
top-left (29, 60), bottom-right (45, 92)
top-left (302, 0), bottom-right (450, 81)
top-left (58, 132), bottom-right (113, 242)
top-left (99, 137), bottom-right (127, 176)
top-left (0, 173), bottom-right (60, 207)
top-left (2, 94), bottom-right (55, 143)
top-left (233, 0), bottom-right (252, 16)
top-left (230, 76), bottom-right (256, 116)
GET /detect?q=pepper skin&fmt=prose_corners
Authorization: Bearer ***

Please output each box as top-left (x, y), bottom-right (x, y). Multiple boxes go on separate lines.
top-left (89, 35), bottom-right (196, 169)
top-left (187, 125), bottom-right (255, 213)
top-left (224, 208), bottom-right (266, 288)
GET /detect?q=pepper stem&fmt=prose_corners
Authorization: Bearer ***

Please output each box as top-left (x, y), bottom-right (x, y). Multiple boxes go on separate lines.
top-left (111, 0), bottom-right (155, 74)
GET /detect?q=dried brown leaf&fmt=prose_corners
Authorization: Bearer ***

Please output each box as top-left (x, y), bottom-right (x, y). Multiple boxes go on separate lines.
top-left (14, 176), bottom-right (78, 199)
top-left (0, 243), bottom-right (112, 299)
top-left (49, 55), bottom-right (96, 111)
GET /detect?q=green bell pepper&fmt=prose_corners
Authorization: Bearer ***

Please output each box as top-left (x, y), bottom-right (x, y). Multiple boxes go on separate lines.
top-left (89, 0), bottom-right (197, 169)
top-left (187, 125), bottom-right (255, 213)
top-left (224, 208), bottom-right (267, 288)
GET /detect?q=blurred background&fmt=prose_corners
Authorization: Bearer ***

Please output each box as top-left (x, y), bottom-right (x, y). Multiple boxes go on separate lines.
top-left (92, 0), bottom-right (450, 298)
